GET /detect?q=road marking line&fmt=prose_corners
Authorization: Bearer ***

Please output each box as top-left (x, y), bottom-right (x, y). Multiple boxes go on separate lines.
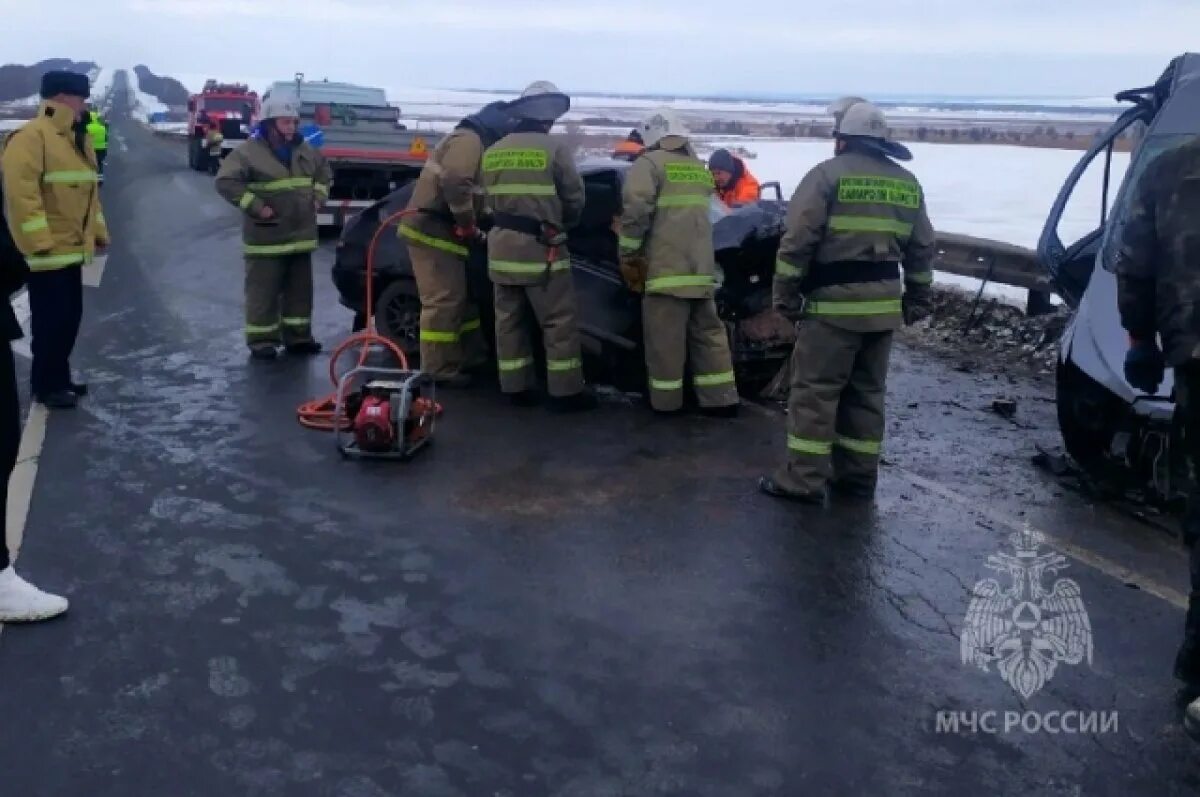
top-left (0, 403), bottom-right (50, 639)
top-left (893, 464), bottom-right (1188, 610)
top-left (10, 291), bottom-right (30, 359)
top-left (83, 255), bottom-right (108, 288)
top-left (747, 399), bottom-right (1187, 608)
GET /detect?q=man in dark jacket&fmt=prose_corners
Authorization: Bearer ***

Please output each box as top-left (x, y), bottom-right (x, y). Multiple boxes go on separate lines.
top-left (0, 174), bottom-right (70, 621)
top-left (1114, 134), bottom-right (1200, 737)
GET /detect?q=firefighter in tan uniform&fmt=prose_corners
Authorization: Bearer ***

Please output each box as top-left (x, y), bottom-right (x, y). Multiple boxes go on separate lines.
top-left (482, 81), bottom-right (596, 411)
top-left (618, 108), bottom-right (739, 416)
top-left (760, 100), bottom-right (935, 503)
top-left (216, 91), bottom-right (331, 360)
top-left (399, 102), bottom-right (517, 387)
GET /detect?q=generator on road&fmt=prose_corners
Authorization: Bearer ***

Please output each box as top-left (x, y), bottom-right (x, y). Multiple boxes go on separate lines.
top-left (261, 74), bottom-right (430, 229)
top-left (332, 367), bottom-right (438, 461)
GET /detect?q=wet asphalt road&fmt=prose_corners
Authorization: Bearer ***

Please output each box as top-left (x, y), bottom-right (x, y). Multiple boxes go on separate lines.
top-left (1, 88), bottom-right (1199, 796)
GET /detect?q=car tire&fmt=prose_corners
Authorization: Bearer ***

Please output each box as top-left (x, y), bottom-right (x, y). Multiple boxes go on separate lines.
top-left (374, 279), bottom-right (422, 364)
top-left (1055, 357), bottom-right (1124, 485)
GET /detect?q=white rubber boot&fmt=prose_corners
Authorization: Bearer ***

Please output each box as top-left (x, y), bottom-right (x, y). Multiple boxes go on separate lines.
top-left (1187, 695), bottom-right (1200, 742)
top-left (0, 567), bottom-right (69, 622)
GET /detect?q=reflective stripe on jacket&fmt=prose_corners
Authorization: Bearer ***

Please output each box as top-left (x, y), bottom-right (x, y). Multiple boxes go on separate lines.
top-left (215, 137), bottom-right (332, 257)
top-left (482, 131), bottom-right (585, 286)
top-left (618, 135), bottom-right (717, 299)
top-left (0, 101), bottom-right (108, 272)
top-left (399, 127), bottom-right (484, 259)
top-left (772, 149), bottom-right (935, 332)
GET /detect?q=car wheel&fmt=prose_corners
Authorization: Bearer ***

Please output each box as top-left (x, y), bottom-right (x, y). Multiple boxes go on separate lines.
top-left (1055, 357), bottom-right (1123, 485)
top-left (374, 279), bottom-right (421, 364)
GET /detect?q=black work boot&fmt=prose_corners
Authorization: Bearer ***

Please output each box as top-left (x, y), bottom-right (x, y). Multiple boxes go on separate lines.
top-left (69, 380), bottom-right (88, 396)
top-left (434, 373), bottom-right (473, 389)
top-left (249, 344), bottom-right (279, 361)
top-left (285, 340), bottom-right (323, 356)
top-left (37, 390), bottom-right (78, 410)
top-left (831, 480), bottom-right (877, 500)
top-left (758, 476), bottom-right (827, 506)
top-left (700, 402), bottom-right (740, 419)
top-left (508, 390), bottom-right (541, 407)
top-left (548, 388), bottom-right (599, 413)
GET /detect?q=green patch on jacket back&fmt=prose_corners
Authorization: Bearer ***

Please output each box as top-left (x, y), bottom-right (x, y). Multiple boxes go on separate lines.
top-left (484, 149), bottom-right (549, 172)
top-left (837, 176), bottom-right (920, 209)
top-left (665, 163), bottom-right (713, 185)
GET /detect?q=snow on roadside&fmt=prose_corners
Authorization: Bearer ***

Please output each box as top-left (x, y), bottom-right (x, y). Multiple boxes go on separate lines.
top-left (89, 67), bottom-right (115, 106)
top-left (696, 138), bottom-right (1130, 307)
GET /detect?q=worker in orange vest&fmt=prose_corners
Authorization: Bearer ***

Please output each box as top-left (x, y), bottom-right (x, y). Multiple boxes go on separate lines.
top-left (612, 129), bottom-right (644, 161)
top-left (708, 148), bottom-right (761, 206)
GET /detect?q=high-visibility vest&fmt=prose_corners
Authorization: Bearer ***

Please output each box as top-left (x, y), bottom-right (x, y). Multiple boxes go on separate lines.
top-left (86, 113), bottom-right (107, 151)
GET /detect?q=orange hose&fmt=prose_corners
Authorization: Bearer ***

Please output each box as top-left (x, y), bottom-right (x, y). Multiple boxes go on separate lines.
top-left (297, 208), bottom-right (443, 432)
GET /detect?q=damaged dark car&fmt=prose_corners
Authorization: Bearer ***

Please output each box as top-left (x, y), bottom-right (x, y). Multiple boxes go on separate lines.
top-left (332, 158), bottom-right (794, 395)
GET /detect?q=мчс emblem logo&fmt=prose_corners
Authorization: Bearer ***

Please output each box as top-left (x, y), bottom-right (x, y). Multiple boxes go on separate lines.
top-left (961, 525), bottom-right (1093, 699)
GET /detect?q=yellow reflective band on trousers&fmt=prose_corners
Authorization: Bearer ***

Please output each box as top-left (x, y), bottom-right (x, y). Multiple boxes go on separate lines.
top-left (788, 435), bottom-right (833, 455)
top-left (281, 317), bottom-right (310, 327)
top-left (805, 298), bottom-right (903, 317)
top-left (828, 216), bottom-right (913, 236)
top-left (498, 356), bottom-right (534, 372)
top-left (483, 149), bottom-right (548, 172)
top-left (657, 195), bottom-right (710, 209)
top-left (419, 320), bottom-right (479, 344)
top-left (645, 274), bottom-right (715, 292)
top-left (399, 225), bottom-right (469, 257)
top-left (243, 240), bottom-right (319, 256)
top-left (664, 163), bottom-right (713, 185)
top-left (836, 437), bottom-right (882, 456)
top-left (486, 184), bottom-right (557, 196)
top-left (248, 177), bottom-right (315, 192)
top-left (547, 358), bottom-right (582, 372)
top-left (246, 323), bottom-right (280, 335)
top-left (42, 170), bottom-right (98, 184)
top-left (314, 183), bottom-right (330, 197)
top-left (775, 259), bottom-right (804, 277)
top-left (905, 270), bottom-right (934, 285)
top-left (650, 377), bottom-right (684, 391)
top-left (20, 215), bottom-right (48, 233)
top-left (694, 370), bottom-right (735, 387)
top-left (489, 260), bottom-right (570, 275)
top-left (836, 176), bottom-right (920, 209)
top-left (27, 251), bottom-right (85, 271)
top-left (618, 235), bottom-right (642, 251)
top-left (238, 192), bottom-right (256, 210)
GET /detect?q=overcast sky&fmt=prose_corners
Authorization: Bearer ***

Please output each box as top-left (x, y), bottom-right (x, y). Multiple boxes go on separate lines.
top-left (1, 0), bottom-right (1196, 98)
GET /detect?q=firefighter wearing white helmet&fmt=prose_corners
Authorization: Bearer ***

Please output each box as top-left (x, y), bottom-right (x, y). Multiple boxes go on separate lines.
top-left (481, 80), bottom-right (596, 410)
top-left (618, 107), bottom-right (739, 416)
top-left (216, 87), bottom-right (331, 359)
top-left (826, 95), bottom-right (867, 136)
top-left (759, 99), bottom-right (935, 504)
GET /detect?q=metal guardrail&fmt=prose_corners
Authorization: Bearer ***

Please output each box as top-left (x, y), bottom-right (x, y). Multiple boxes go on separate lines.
top-left (933, 231), bottom-right (1055, 315)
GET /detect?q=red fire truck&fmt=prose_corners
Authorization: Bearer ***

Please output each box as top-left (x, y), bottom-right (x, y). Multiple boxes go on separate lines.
top-left (187, 80), bottom-right (260, 172)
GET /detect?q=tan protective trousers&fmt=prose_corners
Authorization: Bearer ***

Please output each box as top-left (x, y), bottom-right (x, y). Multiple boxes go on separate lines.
top-left (245, 253), bottom-right (314, 347)
top-left (772, 318), bottom-right (892, 494)
top-left (493, 271), bottom-right (585, 397)
top-left (642, 295), bottom-right (738, 412)
top-left (408, 244), bottom-right (486, 378)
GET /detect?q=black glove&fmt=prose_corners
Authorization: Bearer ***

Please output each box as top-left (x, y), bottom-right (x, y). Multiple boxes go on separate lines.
top-left (902, 293), bottom-right (931, 326)
top-left (1124, 339), bottom-right (1165, 394)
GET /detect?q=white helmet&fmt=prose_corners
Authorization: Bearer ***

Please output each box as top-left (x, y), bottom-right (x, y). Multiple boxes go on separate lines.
top-left (508, 80), bottom-right (570, 122)
top-left (261, 91), bottom-right (301, 121)
top-left (838, 101), bottom-right (890, 139)
top-left (639, 107), bottom-right (687, 148)
top-left (827, 95), bottom-right (868, 135)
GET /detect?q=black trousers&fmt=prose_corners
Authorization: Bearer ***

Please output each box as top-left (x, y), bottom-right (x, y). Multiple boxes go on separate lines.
top-left (1, 341), bottom-right (19, 571)
top-left (1176, 364), bottom-right (1200, 651)
top-left (27, 266), bottom-right (83, 398)
top-left (96, 149), bottom-right (107, 174)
